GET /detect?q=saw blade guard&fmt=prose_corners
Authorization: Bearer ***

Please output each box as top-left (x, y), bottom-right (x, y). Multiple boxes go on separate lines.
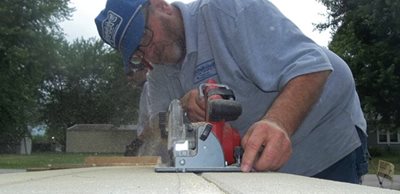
top-left (155, 98), bottom-right (243, 172)
top-left (166, 99), bottom-right (187, 151)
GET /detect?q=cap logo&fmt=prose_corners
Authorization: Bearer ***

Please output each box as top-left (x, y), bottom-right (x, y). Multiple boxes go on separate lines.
top-left (102, 11), bottom-right (123, 48)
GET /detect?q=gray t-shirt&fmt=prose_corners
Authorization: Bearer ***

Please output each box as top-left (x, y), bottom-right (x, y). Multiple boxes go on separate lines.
top-left (147, 0), bottom-right (366, 176)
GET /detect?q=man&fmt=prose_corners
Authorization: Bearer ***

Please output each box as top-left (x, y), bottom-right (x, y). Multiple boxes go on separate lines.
top-left (95, 0), bottom-right (368, 183)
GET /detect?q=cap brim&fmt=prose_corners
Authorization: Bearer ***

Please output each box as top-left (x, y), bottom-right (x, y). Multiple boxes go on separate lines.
top-left (122, 10), bottom-right (145, 75)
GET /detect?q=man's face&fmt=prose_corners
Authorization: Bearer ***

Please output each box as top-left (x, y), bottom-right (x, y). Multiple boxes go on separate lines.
top-left (132, 2), bottom-right (186, 66)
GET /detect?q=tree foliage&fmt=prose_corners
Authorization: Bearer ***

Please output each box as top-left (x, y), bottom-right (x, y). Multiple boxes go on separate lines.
top-left (39, 39), bottom-right (140, 145)
top-left (0, 0), bottom-right (72, 147)
top-left (317, 0), bottom-right (400, 131)
top-left (1, 0), bottom-right (141, 150)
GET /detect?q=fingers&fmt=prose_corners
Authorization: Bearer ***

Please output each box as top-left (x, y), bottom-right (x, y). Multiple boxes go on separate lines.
top-left (241, 120), bottom-right (292, 172)
top-left (241, 125), bottom-right (264, 172)
top-left (180, 89), bottom-right (206, 122)
top-left (254, 131), bottom-right (292, 171)
top-left (194, 93), bottom-right (206, 113)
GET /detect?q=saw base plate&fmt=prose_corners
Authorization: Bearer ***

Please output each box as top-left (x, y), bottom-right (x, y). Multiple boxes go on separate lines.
top-left (155, 165), bottom-right (241, 173)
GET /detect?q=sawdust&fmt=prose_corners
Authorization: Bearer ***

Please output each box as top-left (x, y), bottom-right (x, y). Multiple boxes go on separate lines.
top-left (137, 125), bottom-right (171, 164)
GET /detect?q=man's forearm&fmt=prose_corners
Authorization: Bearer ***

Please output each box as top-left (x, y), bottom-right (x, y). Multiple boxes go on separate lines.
top-left (263, 70), bottom-right (331, 136)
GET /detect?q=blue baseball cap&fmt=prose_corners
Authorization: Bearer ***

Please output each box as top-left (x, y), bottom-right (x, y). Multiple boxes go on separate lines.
top-left (95, 0), bottom-right (148, 74)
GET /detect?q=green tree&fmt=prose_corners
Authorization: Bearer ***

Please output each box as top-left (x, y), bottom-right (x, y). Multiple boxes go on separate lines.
top-left (0, 0), bottom-right (72, 151)
top-left (39, 39), bottom-right (140, 146)
top-left (317, 0), bottom-right (400, 132)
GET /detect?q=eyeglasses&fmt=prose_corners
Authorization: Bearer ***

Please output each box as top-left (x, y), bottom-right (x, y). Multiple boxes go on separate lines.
top-left (129, 4), bottom-right (153, 70)
top-left (129, 28), bottom-right (153, 66)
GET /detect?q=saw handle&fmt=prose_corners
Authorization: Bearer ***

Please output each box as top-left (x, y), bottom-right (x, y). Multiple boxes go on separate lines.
top-left (208, 99), bottom-right (242, 122)
top-left (200, 79), bottom-right (242, 165)
top-left (199, 80), bottom-right (242, 122)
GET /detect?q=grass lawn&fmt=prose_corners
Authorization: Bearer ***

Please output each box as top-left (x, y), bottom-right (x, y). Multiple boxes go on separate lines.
top-left (0, 153), bottom-right (122, 169)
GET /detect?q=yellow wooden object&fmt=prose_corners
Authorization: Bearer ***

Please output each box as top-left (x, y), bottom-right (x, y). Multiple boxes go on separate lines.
top-left (376, 160), bottom-right (395, 188)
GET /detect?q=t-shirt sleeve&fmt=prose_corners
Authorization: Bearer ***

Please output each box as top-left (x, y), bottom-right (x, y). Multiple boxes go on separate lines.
top-left (219, 0), bottom-right (333, 92)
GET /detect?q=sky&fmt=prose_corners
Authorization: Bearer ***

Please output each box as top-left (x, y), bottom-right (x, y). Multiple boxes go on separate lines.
top-left (61, 0), bottom-right (331, 46)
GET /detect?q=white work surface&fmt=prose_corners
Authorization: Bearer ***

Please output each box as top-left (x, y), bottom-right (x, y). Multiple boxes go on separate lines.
top-left (0, 166), bottom-right (398, 194)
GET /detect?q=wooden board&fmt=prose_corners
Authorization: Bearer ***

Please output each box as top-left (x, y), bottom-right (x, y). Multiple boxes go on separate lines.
top-left (84, 156), bottom-right (161, 167)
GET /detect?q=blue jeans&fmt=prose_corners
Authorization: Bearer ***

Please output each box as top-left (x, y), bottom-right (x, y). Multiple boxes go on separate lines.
top-left (312, 127), bottom-right (369, 184)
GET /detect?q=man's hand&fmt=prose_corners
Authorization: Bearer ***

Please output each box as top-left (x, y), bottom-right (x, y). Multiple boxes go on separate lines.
top-left (241, 119), bottom-right (292, 172)
top-left (240, 71), bottom-right (330, 172)
top-left (180, 89), bottom-right (206, 122)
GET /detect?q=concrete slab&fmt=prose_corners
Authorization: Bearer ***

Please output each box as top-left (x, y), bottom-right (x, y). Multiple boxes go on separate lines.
top-left (201, 172), bottom-right (400, 194)
top-left (0, 166), bottom-right (223, 194)
top-left (0, 166), bottom-right (398, 194)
